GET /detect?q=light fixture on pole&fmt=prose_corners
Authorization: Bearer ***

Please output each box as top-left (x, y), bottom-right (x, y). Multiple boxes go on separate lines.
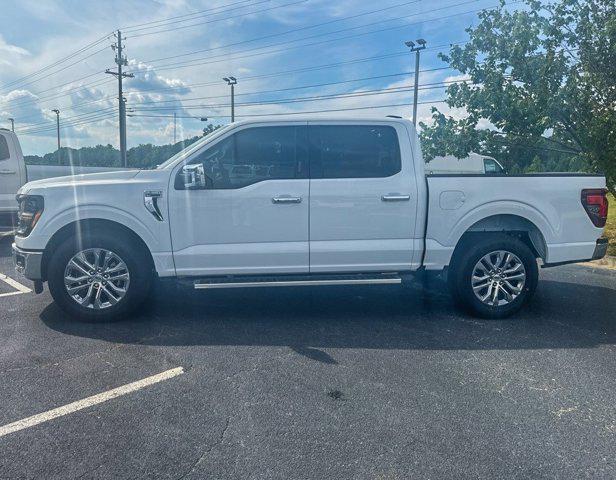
top-left (405, 38), bottom-right (427, 126)
top-left (8, 118), bottom-right (14, 132)
top-left (223, 76), bottom-right (237, 122)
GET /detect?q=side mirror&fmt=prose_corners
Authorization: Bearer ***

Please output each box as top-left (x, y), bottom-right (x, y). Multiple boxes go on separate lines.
top-left (180, 164), bottom-right (213, 189)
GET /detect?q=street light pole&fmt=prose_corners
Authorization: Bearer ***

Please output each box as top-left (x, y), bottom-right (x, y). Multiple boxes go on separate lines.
top-left (405, 39), bottom-right (427, 126)
top-left (51, 109), bottom-right (61, 164)
top-left (51, 109), bottom-right (60, 151)
top-left (8, 118), bottom-right (14, 132)
top-left (223, 77), bottom-right (237, 122)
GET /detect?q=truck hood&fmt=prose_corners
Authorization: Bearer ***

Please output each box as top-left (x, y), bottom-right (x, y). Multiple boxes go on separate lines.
top-left (19, 170), bottom-right (141, 194)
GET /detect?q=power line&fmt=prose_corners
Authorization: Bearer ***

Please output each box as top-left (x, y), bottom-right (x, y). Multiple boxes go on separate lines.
top-left (130, 78), bottom-right (462, 111)
top-left (131, 82), bottom-right (453, 112)
top-left (129, 68), bottom-right (454, 106)
top-left (122, 0), bottom-right (265, 31)
top-left (124, 51), bottom-right (431, 95)
top-left (128, 114), bottom-right (208, 119)
top-left (19, 111), bottom-right (118, 135)
top-left (0, 72), bottom-right (109, 108)
top-left (143, 0), bottom-right (423, 64)
top-left (9, 50), bottom-right (457, 116)
top-left (0, 33), bottom-right (112, 92)
top-left (134, 0), bottom-right (498, 73)
top-left (9, 62), bottom-right (460, 126)
top-left (7, 2), bottom-right (520, 137)
top-left (2, 0), bottom-right (485, 111)
top-left (15, 106), bottom-right (117, 131)
top-left (2, 45), bottom-right (110, 93)
top-left (128, 0), bottom-right (308, 38)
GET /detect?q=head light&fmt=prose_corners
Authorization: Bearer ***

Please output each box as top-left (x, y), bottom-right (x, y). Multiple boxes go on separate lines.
top-left (16, 194), bottom-right (44, 237)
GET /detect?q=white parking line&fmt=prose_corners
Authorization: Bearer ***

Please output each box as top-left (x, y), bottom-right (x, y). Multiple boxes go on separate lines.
top-left (0, 367), bottom-right (184, 438)
top-left (0, 273), bottom-right (32, 298)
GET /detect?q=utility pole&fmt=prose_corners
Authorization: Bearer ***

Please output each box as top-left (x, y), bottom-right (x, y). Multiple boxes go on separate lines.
top-left (405, 39), bottom-right (427, 126)
top-left (223, 77), bottom-right (237, 122)
top-left (8, 118), bottom-right (14, 132)
top-left (173, 112), bottom-right (177, 143)
top-left (105, 30), bottom-right (134, 167)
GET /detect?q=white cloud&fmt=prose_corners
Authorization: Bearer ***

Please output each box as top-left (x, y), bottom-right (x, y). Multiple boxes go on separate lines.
top-left (0, 90), bottom-right (48, 125)
top-left (0, 35), bottom-right (31, 67)
top-left (125, 59), bottom-right (192, 95)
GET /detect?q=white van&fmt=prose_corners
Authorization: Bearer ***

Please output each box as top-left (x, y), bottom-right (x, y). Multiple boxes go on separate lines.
top-left (425, 152), bottom-right (506, 175)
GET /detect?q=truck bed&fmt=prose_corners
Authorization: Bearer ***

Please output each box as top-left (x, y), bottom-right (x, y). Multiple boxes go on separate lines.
top-left (423, 173), bottom-right (606, 269)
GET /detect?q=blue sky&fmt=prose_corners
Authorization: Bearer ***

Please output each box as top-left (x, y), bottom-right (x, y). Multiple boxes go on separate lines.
top-left (0, 0), bottom-right (503, 155)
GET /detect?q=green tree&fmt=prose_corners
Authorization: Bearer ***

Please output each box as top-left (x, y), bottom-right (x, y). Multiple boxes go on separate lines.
top-left (25, 123), bottom-right (223, 169)
top-left (420, 0), bottom-right (615, 193)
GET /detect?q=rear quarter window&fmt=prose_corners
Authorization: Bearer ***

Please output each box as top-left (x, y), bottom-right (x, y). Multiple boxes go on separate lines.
top-left (309, 125), bottom-right (401, 179)
top-left (0, 135), bottom-right (10, 161)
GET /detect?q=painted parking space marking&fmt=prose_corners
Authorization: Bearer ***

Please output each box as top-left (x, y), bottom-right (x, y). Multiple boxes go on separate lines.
top-left (0, 273), bottom-right (31, 298)
top-left (0, 367), bottom-right (184, 438)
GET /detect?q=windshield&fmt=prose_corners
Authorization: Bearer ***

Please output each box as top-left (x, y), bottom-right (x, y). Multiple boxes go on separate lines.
top-left (156, 124), bottom-right (233, 169)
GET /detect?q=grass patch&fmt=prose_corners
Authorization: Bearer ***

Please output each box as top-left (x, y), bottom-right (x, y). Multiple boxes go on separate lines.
top-left (605, 194), bottom-right (616, 256)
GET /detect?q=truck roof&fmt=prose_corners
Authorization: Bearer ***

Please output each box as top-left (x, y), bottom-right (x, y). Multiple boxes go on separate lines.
top-left (229, 115), bottom-right (415, 126)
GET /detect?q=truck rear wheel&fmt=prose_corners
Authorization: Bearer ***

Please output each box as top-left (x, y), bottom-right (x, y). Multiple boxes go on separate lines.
top-left (47, 232), bottom-right (152, 321)
top-left (448, 234), bottom-right (538, 319)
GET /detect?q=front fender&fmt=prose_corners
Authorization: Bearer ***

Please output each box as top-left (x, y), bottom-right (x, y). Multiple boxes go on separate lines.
top-left (16, 204), bottom-right (165, 254)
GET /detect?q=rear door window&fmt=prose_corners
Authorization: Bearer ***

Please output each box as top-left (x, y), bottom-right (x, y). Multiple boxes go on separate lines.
top-left (309, 125), bottom-right (401, 179)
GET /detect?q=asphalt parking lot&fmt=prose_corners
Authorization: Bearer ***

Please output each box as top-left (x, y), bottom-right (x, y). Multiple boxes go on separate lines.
top-left (0, 235), bottom-right (615, 479)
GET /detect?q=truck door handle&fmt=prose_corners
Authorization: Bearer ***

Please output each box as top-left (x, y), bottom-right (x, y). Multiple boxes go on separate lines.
top-left (272, 196), bottom-right (302, 204)
top-left (0, 169), bottom-right (16, 175)
top-left (381, 194), bottom-right (410, 202)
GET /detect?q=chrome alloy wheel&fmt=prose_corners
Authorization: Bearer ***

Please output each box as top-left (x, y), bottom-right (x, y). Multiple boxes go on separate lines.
top-left (63, 248), bottom-right (130, 309)
top-left (471, 250), bottom-right (526, 306)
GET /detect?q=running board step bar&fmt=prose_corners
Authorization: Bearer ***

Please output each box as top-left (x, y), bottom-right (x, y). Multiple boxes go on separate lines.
top-left (194, 274), bottom-right (402, 290)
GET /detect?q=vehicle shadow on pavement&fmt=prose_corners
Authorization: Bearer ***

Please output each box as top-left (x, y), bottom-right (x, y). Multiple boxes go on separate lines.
top-left (38, 272), bottom-right (616, 357)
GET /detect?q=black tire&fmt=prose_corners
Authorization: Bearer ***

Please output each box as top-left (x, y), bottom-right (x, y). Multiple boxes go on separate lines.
top-left (448, 233), bottom-right (538, 319)
top-left (47, 231), bottom-right (152, 322)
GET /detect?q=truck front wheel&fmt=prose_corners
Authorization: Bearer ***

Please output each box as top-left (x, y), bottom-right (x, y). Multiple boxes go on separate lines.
top-left (47, 232), bottom-right (152, 321)
top-left (448, 234), bottom-right (539, 319)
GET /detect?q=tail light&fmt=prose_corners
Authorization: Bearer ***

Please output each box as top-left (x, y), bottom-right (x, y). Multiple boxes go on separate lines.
top-left (581, 189), bottom-right (608, 228)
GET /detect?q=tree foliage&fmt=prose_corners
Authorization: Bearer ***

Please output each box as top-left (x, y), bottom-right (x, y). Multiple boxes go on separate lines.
top-left (420, 0), bottom-right (615, 192)
top-left (25, 124), bottom-right (222, 169)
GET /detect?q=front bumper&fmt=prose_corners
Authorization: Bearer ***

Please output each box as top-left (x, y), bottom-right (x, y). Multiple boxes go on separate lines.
top-left (592, 238), bottom-right (609, 261)
top-left (12, 243), bottom-right (44, 281)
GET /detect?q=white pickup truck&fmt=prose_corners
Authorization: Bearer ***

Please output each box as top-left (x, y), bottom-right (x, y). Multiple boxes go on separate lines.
top-left (0, 128), bottom-right (130, 231)
top-left (10, 117), bottom-right (609, 321)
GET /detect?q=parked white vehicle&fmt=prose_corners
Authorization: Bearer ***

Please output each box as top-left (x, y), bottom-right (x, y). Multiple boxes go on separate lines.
top-left (425, 152), bottom-right (506, 174)
top-left (11, 117), bottom-right (609, 320)
top-left (0, 128), bottom-right (132, 230)
top-left (0, 129), bottom-right (27, 223)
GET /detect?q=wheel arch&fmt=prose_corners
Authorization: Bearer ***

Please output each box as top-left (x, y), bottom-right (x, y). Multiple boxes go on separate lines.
top-left (41, 218), bottom-right (155, 281)
top-left (449, 214), bottom-right (548, 271)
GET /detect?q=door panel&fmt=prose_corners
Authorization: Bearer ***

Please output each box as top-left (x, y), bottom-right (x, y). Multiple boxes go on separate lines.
top-left (168, 124), bottom-right (309, 276)
top-left (308, 122), bottom-right (419, 273)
